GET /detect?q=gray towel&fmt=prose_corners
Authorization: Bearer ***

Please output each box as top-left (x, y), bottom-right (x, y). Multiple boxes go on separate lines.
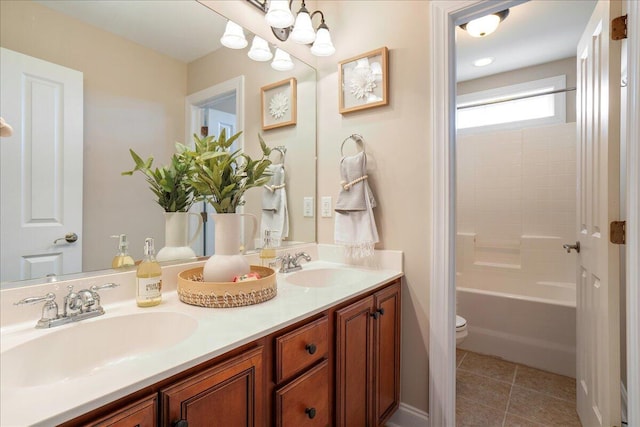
top-left (335, 151), bottom-right (376, 213)
top-left (262, 164), bottom-right (285, 212)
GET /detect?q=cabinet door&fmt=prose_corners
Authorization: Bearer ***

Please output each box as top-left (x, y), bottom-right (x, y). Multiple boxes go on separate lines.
top-left (275, 360), bottom-right (329, 427)
top-left (335, 296), bottom-right (375, 427)
top-left (160, 346), bottom-right (264, 427)
top-left (373, 282), bottom-right (401, 426)
top-left (90, 394), bottom-right (157, 427)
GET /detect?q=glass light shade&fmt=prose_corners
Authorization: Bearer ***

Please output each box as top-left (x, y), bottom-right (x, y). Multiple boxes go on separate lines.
top-left (310, 27), bottom-right (335, 57)
top-left (465, 14), bottom-right (501, 37)
top-left (265, 0), bottom-right (295, 29)
top-left (271, 48), bottom-right (294, 71)
top-left (220, 21), bottom-right (247, 49)
top-left (290, 10), bottom-right (316, 44)
top-left (248, 36), bottom-right (273, 61)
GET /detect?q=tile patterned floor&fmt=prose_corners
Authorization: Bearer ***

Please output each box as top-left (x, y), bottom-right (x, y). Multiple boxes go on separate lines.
top-left (456, 350), bottom-right (581, 427)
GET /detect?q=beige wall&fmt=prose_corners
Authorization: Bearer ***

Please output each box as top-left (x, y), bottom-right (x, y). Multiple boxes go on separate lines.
top-left (0, 1), bottom-right (187, 268)
top-left (313, 0), bottom-right (432, 412)
top-left (458, 57), bottom-right (578, 122)
top-left (187, 48), bottom-right (317, 246)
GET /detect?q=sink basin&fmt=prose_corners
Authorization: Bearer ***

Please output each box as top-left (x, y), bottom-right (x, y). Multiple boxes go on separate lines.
top-left (1, 312), bottom-right (197, 388)
top-left (285, 267), bottom-right (376, 288)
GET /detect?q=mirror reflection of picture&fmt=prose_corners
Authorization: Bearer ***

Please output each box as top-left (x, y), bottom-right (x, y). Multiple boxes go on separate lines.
top-left (261, 77), bottom-right (297, 130)
top-left (339, 46), bottom-right (389, 114)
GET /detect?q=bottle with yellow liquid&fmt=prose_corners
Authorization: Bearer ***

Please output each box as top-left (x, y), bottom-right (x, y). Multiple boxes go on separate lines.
top-left (111, 234), bottom-right (135, 268)
top-left (136, 237), bottom-right (162, 307)
top-left (260, 230), bottom-right (277, 268)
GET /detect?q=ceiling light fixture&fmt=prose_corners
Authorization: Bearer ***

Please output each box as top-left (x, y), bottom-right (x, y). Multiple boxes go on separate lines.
top-left (247, 0), bottom-right (335, 57)
top-left (460, 9), bottom-right (509, 38)
top-left (473, 57), bottom-right (494, 67)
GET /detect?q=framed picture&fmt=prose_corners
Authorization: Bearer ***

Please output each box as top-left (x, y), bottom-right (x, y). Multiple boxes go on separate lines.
top-left (261, 77), bottom-right (297, 130)
top-left (339, 47), bottom-right (389, 114)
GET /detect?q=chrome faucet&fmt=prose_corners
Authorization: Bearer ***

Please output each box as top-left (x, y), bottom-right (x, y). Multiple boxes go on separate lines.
top-left (15, 283), bottom-right (119, 329)
top-left (278, 252), bottom-right (312, 273)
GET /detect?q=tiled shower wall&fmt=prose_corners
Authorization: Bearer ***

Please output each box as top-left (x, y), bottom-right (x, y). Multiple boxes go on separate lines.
top-left (456, 123), bottom-right (577, 286)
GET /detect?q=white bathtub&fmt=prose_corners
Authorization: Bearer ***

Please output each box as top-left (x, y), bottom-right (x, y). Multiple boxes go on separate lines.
top-left (457, 284), bottom-right (576, 378)
top-left (456, 233), bottom-right (577, 378)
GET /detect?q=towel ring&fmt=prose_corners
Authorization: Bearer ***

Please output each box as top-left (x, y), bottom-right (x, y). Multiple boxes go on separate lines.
top-left (340, 134), bottom-right (366, 157)
top-left (271, 145), bottom-right (286, 163)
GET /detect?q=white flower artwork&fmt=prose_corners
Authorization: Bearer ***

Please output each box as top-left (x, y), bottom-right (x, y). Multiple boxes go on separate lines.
top-left (349, 59), bottom-right (380, 101)
top-left (269, 91), bottom-right (289, 120)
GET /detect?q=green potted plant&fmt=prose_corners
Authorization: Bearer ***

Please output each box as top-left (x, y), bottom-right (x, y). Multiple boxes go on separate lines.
top-left (122, 149), bottom-right (202, 262)
top-left (177, 130), bottom-right (272, 214)
top-left (177, 130), bottom-right (273, 282)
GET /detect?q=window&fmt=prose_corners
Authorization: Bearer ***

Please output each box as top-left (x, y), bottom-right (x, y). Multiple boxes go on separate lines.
top-left (456, 75), bottom-right (567, 134)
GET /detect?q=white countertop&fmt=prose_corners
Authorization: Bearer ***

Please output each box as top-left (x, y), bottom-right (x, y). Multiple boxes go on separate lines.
top-left (1, 250), bottom-right (403, 426)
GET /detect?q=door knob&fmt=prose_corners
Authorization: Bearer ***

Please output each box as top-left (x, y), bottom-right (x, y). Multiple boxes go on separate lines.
top-left (562, 241), bottom-right (580, 253)
top-left (53, 232), bottom-right (78, 244)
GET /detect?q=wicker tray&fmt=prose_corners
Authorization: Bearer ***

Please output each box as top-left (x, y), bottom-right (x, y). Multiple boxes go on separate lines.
top-left (177, 265), bottom-right (276, 308)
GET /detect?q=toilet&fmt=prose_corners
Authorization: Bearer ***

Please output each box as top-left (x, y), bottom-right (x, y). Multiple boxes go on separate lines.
top-left (456, 315), bottom-right (468, 346)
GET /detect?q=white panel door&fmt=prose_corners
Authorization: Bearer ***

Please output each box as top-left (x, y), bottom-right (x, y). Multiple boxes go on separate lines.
top-left (0, 48), bottom-right (83, 283)
top-left (575, 1), bottom-right (621, 426)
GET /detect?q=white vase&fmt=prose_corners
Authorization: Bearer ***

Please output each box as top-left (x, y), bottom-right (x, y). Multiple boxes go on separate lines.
top-left (203, 213), bottom-right (258, 282)
top-left (156, 212), bottom-right (203, 262)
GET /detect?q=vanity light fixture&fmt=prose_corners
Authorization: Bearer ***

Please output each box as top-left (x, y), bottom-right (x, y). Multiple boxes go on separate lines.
top-left (248, 35), bottom-right (273, 61)
top-left (271, 48), bottom-right (295, 71)
top-left (460, 9), bottom-right (509, 38)
top-left (247, 0), bottom-right (335, 57)
top-left (220, 20), bottom-right (248, 49)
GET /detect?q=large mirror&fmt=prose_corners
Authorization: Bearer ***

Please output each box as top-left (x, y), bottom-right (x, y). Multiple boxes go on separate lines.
top-left (0, 0), bottom-right (316, 286)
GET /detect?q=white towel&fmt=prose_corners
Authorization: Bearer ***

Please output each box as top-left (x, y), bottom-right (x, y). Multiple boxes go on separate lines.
top-left (334, 151), bottom-right (379, 258)
top-left (261, 164), bottom-right (289, 244)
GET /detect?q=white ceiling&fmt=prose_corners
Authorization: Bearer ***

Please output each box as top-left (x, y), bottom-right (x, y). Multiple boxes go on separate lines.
top-left (456, 0), bottom-right (597, 82)
top-left (35, 0), bottom-right (227, 63)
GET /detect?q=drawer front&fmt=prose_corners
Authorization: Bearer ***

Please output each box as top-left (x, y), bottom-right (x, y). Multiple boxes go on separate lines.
top-left (276, 316), bottom-right (328, 383)
top-left (90, 394), bottom-right (157, 427)
top-left (275, 360), bottom-right (329, 427)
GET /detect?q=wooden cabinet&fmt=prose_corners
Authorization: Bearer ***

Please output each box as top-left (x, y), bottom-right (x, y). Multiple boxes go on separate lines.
top-left (64, 278), bottom-right (401, 427)
top-left (159, 346), bottom-right (264, 427)
top-left (89, 394), bottom-right (157, 427)
top-left (335, 282), bottom-right (401, 427)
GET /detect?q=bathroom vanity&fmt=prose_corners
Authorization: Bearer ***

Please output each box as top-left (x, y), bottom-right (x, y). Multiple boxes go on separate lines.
top-left (0, 249), bottom-right (403, 426)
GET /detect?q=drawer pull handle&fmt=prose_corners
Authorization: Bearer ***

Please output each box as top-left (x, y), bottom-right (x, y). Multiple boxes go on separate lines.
top-left (305, 343), bottom-right (317, 355)
top-left (174, 420), bottom-right (189, 427)
top-left (370, 311), bottom-right (379, 319)
top-left (305, 407), bottom-right (317, 419)
top-left (378, 308), bottom-right (385, 316)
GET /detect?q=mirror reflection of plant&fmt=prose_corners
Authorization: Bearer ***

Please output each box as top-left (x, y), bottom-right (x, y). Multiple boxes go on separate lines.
top-left (122, 150), bottom-right (196, 212)
top-left (178, 130), bottom-right (272, 214)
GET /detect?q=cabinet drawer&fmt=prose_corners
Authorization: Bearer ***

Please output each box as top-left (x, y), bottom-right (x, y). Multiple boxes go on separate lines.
top-left (275, 360), bottom-right (329, 427)
top-left (276, 316), bottom-right (328, 383)
top-left (90, 394), bottom-right (157, 427)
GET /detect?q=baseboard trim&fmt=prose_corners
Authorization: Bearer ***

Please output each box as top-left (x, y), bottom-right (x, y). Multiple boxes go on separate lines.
top-left (386, 402), bottom-right (429, 427)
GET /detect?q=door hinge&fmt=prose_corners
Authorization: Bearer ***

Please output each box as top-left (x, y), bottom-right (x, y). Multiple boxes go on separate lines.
top-left (612, 15), bottom-right (627, 40)
top-left (610, 221), bottom-right (626, 245)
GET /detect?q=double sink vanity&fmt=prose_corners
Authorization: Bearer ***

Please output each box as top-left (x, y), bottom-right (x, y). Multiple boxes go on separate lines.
top-left (0, 244), bottom-right (403, 426)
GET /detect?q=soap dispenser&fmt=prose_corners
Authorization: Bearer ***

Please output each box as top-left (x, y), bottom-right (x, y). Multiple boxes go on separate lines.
top-left (136, 237), bottom-right (162, 307)
top-left (111, 234), bottom-right (135, 268)
top-left (259, 229), bottom-right (277, 268)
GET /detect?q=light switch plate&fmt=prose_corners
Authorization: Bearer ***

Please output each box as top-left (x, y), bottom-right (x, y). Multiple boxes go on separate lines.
top-left (303, 196), bottom-right (314, 217)
top-left (321, 196), bottom-right (332, 218)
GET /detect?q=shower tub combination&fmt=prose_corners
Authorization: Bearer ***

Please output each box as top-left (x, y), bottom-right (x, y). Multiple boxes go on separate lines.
top-left (456, 233), bottom-right (577, 378)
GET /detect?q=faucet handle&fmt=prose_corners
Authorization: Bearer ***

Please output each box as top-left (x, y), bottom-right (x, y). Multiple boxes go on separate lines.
top-left (15, 292), bottom-right (56, 306)
top-left (15, 292), bottom-right (59, 326)
top-left (90, 282), bottom-right (120, 293)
